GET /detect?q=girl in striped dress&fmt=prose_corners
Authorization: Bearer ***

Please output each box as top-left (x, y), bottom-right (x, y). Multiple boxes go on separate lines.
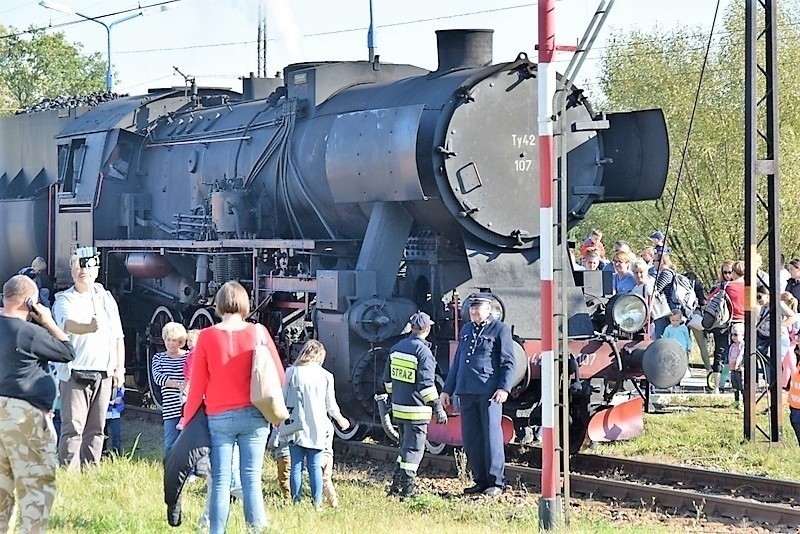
top-left (151, 322), bottom-right (188, 454)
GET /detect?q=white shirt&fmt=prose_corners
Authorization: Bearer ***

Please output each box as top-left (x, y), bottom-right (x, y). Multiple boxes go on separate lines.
top-left (52, 283), bottom-right (124, 380)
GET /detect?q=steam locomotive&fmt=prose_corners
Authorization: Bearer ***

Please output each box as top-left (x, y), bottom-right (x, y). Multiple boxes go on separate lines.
top-left (0, 29), bottom-right (687, 451)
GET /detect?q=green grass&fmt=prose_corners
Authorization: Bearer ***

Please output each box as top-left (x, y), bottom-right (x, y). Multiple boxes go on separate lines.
top-left (38, 400), bottom-right (799, 532)
top-left (590, 394), bottom-right (800, 480)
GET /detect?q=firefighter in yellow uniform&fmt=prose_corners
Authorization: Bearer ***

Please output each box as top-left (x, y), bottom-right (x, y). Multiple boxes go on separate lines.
top-left (382, 312), bottom-right (447, 497)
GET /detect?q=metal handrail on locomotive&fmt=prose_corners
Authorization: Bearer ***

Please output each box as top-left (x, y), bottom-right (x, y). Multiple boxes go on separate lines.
top-left (0, 29), bottom-right (687, 451)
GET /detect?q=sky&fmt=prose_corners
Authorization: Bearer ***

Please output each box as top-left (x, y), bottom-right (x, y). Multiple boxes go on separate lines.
top-left (1, 0), bottom-right (734, 100)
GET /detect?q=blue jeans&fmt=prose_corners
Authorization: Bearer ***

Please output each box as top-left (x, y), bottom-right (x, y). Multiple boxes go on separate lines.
top-left (163, 417), bottom-right (180, 455)
top-left (289, 444), bottom-right (324, 507)
top-left (207, 406), bottom-right (269, 533)
top-left (105, 418), bottom-right (121, 454)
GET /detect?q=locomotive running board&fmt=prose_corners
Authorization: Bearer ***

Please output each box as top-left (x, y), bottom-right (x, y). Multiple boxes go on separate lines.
top-left (426, 413), bottom-right (515, 446)
top-left (586, 396), bottom-right (644, 443)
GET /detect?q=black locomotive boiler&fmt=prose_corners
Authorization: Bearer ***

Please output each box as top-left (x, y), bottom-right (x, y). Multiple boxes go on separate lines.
top-left (0, 29), bottom-right (686, 449)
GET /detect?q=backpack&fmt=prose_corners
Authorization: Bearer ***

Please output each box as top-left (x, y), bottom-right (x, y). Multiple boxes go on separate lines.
top-left (702, 286), bottom-right (732, 330)
top-left (669, 272), bottom-right (699, 318)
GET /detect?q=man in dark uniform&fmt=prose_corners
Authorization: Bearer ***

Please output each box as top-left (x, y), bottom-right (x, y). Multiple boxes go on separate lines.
top-left (440, 292), bottom-right (515, 497)
top-left (382, 311), bottom-right (447, 498)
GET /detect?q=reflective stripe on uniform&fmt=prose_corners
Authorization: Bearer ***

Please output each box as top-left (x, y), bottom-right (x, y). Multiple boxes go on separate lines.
top-left (419, 385), bottom-right (438, 403)
top-left (392, 403), bottom-right (432, 421)
top-left (390, 352), bottom-right (418, 369)
top-left (384, 382), bottom-right (393, 394)
top-left (399, 461), bottom-right (418, 473)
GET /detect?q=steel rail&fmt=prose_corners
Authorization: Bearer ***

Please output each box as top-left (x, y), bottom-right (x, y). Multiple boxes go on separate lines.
top-left (337, 441), bottom-right (800, 527)
top-left (571, 453), bottom-right (800, 503)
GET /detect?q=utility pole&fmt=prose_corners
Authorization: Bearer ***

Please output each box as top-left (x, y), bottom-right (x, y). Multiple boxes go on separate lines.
top-left (743, 0), bottom-right (780, 441)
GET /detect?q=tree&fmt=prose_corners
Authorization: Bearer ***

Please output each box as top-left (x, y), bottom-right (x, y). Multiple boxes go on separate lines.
top-left (574, 2), bottom-right (800, 285)
top-left (0, 26), bottom-right (106, 114)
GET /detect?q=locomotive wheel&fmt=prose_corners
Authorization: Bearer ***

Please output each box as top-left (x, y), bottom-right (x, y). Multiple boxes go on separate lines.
top-left (145, 306), bottom-right (175, 409)
top-left (189, 307), bottom-right (217, 330)
top-left (334, 421), bottom-right (370, 441)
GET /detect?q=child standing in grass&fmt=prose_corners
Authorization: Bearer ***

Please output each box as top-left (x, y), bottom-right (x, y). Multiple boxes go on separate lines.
top-left (728, 323), bottom-right (745, 409)
top-left (280, 339), bottom-right (349, 510)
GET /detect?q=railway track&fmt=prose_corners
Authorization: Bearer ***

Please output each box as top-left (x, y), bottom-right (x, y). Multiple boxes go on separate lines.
top-left (126, 405), bottom-right (800, 526)
top-left (338, 441), bottom-right (800, 528)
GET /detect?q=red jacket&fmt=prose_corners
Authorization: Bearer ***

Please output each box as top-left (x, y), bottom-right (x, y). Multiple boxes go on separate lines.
top-left (183, 323), bottom-right (284, 424)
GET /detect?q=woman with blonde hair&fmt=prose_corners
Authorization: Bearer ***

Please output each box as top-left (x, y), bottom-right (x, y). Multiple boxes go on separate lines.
top-left (183, 281), bottom-right (281, 533)
top-left (280, 339), bottom-right (349, 510)
top-left (150, 321), bottom-right (188, 454)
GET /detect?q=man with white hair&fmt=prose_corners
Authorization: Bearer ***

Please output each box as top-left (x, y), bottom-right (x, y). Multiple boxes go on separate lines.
top-left (52, 247), bottom-right (125, 471)
top-left (0, 275), bottom-right (74, 532)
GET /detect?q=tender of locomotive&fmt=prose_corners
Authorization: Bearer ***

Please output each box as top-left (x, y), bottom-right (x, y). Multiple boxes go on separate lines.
top-left (0, 29), bottom-right (687, 450)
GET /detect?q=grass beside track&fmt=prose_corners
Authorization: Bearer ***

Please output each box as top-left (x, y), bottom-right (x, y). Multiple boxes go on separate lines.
top-left (43, 397), bottom-right (798, 533)
top-left (589, 394), bottom-right (800, 481)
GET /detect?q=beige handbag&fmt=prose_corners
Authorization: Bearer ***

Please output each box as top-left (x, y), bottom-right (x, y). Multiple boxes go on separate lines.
top-left (250, 324), bottom-right (289, 425)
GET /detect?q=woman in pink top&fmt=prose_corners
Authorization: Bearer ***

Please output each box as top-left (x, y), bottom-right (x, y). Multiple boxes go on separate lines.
top-left (183, 281), bottom-right (282, 534)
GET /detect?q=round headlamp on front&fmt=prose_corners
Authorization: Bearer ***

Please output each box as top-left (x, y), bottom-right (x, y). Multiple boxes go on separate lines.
top-left (611, 293), bottom-right (648, 333)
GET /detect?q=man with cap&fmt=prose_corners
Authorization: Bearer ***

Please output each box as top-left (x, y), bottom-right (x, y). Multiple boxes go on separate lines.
top-left (649, 231), bottom-right (665, 249)
top-left (440, 293), bottom-right (515, 497)
top-left (52, 247), bottom-right (125, 471)
top-left (382, 311), bottom-right (447, 498)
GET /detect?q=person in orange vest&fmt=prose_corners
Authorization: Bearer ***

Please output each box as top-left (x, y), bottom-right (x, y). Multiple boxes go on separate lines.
top-left (788, 354), bottom-right (800, 446)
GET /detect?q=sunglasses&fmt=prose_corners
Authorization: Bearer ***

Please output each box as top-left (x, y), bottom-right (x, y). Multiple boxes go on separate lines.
top-left (722, 270), bottom-right (732, 275)
top-left (731, 333), bottom-right (741, 337)
top-left (756, 294), bottom-right (766, 300)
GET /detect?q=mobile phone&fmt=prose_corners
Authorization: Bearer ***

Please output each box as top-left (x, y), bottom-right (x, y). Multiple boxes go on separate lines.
top-left (25, 298), bottom-right (39, 315)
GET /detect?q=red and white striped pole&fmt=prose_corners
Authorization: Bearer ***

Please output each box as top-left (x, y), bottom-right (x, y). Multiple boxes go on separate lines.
top-left (537, 0), bottom-right (562, 528)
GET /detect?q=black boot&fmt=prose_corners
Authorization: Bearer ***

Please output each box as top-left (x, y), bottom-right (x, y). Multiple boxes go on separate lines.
top-left (399, 478), bottom-right (417, 499)
top-left (387, 472), bottom-right (402, 496)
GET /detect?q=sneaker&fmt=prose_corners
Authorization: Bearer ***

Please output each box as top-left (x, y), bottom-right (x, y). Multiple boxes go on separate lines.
top-left (483, 486), bottom-right (503, 497)
top-left (463, 485), bottom-right (487, 495)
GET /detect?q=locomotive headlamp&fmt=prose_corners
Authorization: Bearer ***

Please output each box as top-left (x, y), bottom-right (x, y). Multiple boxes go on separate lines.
top-left (611, 293), bottom-right (647, 333)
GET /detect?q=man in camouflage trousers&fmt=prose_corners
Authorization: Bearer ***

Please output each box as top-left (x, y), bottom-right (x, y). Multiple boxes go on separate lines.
top-left (0, 275), bottom-right (74, 532)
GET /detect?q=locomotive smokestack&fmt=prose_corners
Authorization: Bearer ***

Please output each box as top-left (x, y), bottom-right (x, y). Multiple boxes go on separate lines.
top-left (434, 29), bottom-right (493, 73)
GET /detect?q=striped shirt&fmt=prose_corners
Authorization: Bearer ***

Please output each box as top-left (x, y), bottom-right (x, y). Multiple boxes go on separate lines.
top-left (151, 351), bottom-right (187, 420)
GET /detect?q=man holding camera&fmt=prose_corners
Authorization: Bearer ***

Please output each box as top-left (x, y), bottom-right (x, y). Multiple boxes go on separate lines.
top-left (0, 275), bottom-right (74, 531)
top-left (52, 247), bottom-right (125, 471)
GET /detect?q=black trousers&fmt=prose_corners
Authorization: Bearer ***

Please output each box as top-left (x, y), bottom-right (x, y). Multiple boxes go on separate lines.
top-left (458, 393), bottom-right (505, 489)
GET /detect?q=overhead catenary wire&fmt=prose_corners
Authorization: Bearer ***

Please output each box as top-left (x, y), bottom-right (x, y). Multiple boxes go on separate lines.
top-left (657, 0), bottom-right (722, 264)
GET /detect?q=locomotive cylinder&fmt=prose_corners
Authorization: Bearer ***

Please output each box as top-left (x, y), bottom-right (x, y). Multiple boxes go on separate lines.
top-left (124, 253), bottom-right (172, 279)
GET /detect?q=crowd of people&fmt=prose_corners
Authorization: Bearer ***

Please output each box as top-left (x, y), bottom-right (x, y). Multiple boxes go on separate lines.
top-left (576, 228), bottom-right (800, 412)
top-left (9, 230), bottom-right (800, 530)
top-left (0, 241), bottom-right (519, 533)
